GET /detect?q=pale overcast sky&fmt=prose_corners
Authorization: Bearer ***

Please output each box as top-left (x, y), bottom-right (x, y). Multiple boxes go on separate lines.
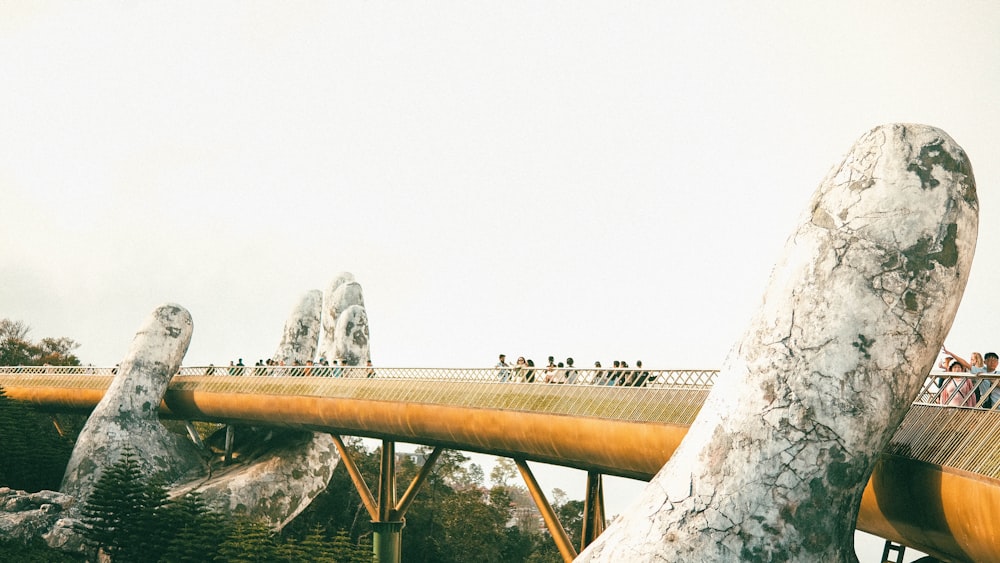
top-left (2, 3), bottom-right (996, 559)
top-left (3, 3), bottom-right (998, 372)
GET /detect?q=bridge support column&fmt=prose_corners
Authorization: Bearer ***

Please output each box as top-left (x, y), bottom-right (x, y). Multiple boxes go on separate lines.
top-left (331, 436), bottom-right (444, 563)
top-left (379, 441), bottom-right (396, 521)
top-left (224, 425), bottom-right (234, 464)
top-left (372, 521), bottom-right (404, 563)
top-left (581, 471), bottom-right (605, 550)
top-left (184, 421), bottom-right (205, 448)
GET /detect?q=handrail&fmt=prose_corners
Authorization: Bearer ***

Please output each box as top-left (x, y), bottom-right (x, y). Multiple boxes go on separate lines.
top-left (0, 365), bottom-right (716, 385)
top-left (0, 366), bottom-right (718, 425)
top-left (3, 366), bottom-right (999, 406)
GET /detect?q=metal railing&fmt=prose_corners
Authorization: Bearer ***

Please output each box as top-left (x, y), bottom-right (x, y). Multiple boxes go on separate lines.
top-left (6, 367), bottom-right (1000, 421)
top-left (0, 365), bottom-right (717, 385)
top-left (917, 371), bottom-right (1000, 410)
top-left (5, 366), bottom-right (1000, 404)
top-left (0, 366), bottom-right (717, 425)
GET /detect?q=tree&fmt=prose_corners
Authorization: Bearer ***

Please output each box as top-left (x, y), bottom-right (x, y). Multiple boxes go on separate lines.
top-left (77, 447), bottom-right (156, 562)
top-left (215, 518), bottom-right (279, 563)
top-left (489, 457), bottom-right (518, 488)
top-left (0, 385), bottom-right (77, 491)
top-left (0, 536), bottom-right (84, 562)
top-left (0, 319), bottom-right (32, 366)
top-left (556, 499), bottom-right (584, 550)
top-left (0, 319), bottom-right (80, 366)
top-left (160, 492), bottom-right (229, 563)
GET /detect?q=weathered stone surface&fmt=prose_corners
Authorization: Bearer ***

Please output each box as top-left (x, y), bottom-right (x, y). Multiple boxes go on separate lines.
top-left (0, 488), bottom-right (76, 546)
top-left (5, 293), bottom-right (347, 554)
top-left (335, 304), bottom-right (370, 367)
top-left (60, 304), bottom-right (205, 504)
top-left (318, 272), bottom-right (365, 363)
top-left (579, 124), bottom-right (977, 561)
top-left (181, 285), bottom-right (339, 528)
top-left (42, 517), bottom-right (88, 553)
top-left (273, 289), bottom-right (322, 365)
top-left (172, 427), bottom-right (338, 528)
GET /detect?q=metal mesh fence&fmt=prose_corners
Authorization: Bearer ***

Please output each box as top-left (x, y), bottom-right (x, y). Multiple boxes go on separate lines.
top-left (0, 366), bottom-right (716, 424)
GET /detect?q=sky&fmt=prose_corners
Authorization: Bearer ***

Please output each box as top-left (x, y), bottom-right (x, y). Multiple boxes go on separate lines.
top-left (3, 3), bottom-right (997, 560)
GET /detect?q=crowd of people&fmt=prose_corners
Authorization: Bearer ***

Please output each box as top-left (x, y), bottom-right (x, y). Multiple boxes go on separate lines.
top-left (937, 346), bottom-right (1000, 407)
top-left (217, 357), bottom-right (375, 378)
top-left (494, 354), bottom-right (652, 386)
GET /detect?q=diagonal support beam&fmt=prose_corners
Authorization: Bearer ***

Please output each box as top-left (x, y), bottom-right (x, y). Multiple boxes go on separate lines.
top-left (331, 434), bottom-right (380, 521)
top-left (394, 446), bottom-right (443, 519)
top-left (515, 458), bottom-right (577, 562)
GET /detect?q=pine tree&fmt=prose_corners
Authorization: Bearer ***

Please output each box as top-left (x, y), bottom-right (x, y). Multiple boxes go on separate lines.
top-left (215, 518), bottom-right (276, 563)
top-left (0, 385), bottom-right (73, 491)
top-left (0, 386), bottom-right (30, 487)
top-left (352, 534), bottom-right (373, 563)
top-left (129, 476), bottom-right (172, 561)
top-left (298, 525), bottom-right (333, 562)
top-left (77, 446), bottom-right (148, 561)
top-left (160, 492), bottom-right (229, 563)
top-left (328, 528), bottom-right (354, 562)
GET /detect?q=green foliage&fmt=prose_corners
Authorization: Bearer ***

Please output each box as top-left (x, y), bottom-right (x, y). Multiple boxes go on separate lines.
top-left (0, 319), bottom-right (83, 491)
top-left (285, 440), bottom-right (587, 563)
top-left (557, 499), bottom-right (585, 549)
top-left (0, 536), bottom-right (85, 562)
top-left (69, 443), bottom-right (382, 563)
top-left (160, 492), bottom-right (229, 563)
top-left (215, 518), bottom-right (277, 563)
top-left (489, 457), bottom-right (518, 488)
top-left (328, 528), bottom-right (356, 561)
top-left (0, 318), bottom-right (80, 366)
top-left (77, 446), bottom-right (162, 561)
top-left (0, 387), bottom-right (76, 491)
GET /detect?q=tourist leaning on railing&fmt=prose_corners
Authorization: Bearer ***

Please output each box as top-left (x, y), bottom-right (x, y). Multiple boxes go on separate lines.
top-left (938, 359), bottom-right (977, 407)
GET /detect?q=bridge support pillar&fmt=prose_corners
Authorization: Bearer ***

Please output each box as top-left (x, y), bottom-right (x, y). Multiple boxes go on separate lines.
top-left (372, 521), bottom-right (405, 563)
top-left (581, 471), bottom-right (605, 550)
top-left (184, 421), bottom-right (205, 448)
top-left (224, 424), bottom-right (234, 464)
top-left (331, 436), bottom-right (444, 563)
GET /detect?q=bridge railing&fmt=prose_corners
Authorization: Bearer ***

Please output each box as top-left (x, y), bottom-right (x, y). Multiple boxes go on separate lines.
top-left (0, 365), bottom-right (718, 387)
top-left (0, 365), bottom-right (719, 424)
top-left (918, 371), bottom-right (1000, 409)
top-left (3, 366), bottom-right (999, 409)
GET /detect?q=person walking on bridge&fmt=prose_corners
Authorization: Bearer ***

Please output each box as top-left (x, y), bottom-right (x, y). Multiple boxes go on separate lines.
top-left (496, 354), bottom-right (511, 382)
top-left (980, 352), bottom-right (1000, 408)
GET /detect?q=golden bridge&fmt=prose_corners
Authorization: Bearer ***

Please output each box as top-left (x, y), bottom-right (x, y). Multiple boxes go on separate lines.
top-left (2, 365), bottom-right (998, 562)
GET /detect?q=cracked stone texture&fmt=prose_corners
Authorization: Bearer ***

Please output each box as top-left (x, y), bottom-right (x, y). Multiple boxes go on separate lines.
top-left (182, 289), bottom-right (338, 528)
top-left (577, 124), bottom-right (977, 562)
top-left (60, 304), bottom-right (204, 504)
top-left (318, 272), bottom-right (369, 365)
top-left (170, 426), bottom-right (338, 529)
top-left (41, 299), bottom-right (338, 555)
top-left (273, 289), bottom-right (322, 365)
top-left (334, 304), bottom-right (370, 367)
top-left (0, 488), bottom-right (75, 543)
